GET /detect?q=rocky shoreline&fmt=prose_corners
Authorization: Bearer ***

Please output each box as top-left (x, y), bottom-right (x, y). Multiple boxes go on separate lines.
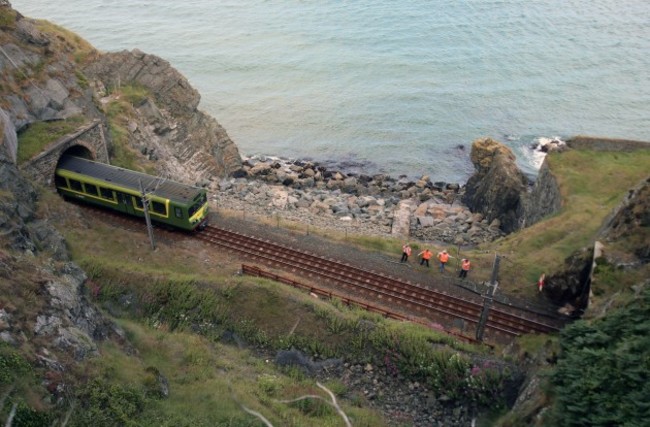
top-left (211, 155), bottom-right (505, 246)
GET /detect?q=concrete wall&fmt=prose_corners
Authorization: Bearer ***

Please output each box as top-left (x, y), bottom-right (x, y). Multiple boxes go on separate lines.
top-left (21, 120), bottom-right (109, 185)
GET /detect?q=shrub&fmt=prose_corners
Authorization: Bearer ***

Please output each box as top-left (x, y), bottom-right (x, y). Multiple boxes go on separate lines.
top-left (0, 345), bottom-right (32, 384)
top-left (550, 287), bottom-right (650, 426)
top-left (71, 379), bottom-right (145, 427)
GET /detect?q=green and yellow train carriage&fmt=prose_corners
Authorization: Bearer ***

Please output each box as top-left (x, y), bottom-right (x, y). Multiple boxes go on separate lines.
top-left (55, 155), bottom-right (209, 231)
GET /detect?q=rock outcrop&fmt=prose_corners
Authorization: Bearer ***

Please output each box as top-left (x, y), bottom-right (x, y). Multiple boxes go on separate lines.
top-left (0, 7), bottom-right (240, 185)
top-left (463, 138), bottom-right (563, 234)
top-left (83, 50), bottom-right (242, 181)
top-left (462, 138), bottom-right (529, 233)
top-left (0, 140), bottom-right (121, 362)
top-left (518, 159), bottom-right (562, 228)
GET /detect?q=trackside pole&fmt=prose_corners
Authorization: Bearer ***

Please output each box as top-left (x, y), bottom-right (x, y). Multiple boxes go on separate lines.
top-left (476, 254), bottom-right (500, 341)
top-left (139, 179), bottom-right (156, 251)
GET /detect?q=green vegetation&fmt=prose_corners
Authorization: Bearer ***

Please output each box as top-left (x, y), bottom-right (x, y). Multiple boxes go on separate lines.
top-left (35, 194), bottom-right (513, 424)
top-left (16, 116), bottom-right (87, 163)
top-left (0, 344), bottom-right (55, 426)
top-left (32, 19), bottom-right (97, 65)
top-left (0, 7), bottom-right (17, 30)
top-left (490, 149), bottom-right (650, 294)
top-left (546, 286), bottom-right (650, 426)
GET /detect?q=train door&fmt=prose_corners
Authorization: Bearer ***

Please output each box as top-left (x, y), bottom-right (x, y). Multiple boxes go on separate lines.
top-left (115, 192), bottom-right (136, 216)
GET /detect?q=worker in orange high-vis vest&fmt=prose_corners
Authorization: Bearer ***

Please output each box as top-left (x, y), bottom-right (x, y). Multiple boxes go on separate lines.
top-left (437, 250), bottom-right (450, 273)
top-left (418, 248), bottom-right (433, 267)
top-left (459, 258), bottom-right (471, 279)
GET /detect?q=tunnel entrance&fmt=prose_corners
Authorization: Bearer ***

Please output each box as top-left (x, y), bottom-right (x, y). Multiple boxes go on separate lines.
top-left (61, 144), bottom-right (94, 160)
top-left (52, 145), bottom-right (95, 183)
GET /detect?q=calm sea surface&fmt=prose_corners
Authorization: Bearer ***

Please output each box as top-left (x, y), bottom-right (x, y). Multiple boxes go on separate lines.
top-left (12, 0), bottom-right (650, 181)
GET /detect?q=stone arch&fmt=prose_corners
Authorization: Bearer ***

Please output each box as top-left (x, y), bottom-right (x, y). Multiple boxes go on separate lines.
top-left (61, 143), bottom-right (95, 160)
top-left (21, 120), bottom-right (109, 185)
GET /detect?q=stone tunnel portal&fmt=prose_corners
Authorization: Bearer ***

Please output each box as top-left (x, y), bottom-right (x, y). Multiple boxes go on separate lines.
top-left (21, 120), bottom-right (109, 186)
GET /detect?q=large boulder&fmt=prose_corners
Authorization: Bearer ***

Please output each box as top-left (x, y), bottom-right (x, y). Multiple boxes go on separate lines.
top-left (462, 138), bottom-right (528, 233)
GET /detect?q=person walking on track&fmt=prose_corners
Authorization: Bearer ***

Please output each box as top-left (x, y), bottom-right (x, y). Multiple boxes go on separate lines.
top-left (459, 258), bottom-right (471, 279)
top-left (437, 250), bottom-right (450, 273)
top-left (418, 248), bottom-right (433, 267)
top-left (400, 243), bottom-right (412, 263)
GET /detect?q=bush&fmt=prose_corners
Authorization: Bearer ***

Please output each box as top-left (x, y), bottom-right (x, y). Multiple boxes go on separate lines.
top-left (71, 379), bottom-right (145, 427)
top-left (0, 345), bottom-right (32, 384)
top-left (550, 287), bottom-right (650, 426)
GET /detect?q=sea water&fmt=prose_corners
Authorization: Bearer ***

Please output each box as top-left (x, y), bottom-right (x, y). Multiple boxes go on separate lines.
top-left (11, 0), bottom-right (650, 182)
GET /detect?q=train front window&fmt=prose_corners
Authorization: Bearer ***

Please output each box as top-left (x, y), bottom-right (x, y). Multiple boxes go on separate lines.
top-left (188, 193), bottom-right (207, 217)
top-left (85, 183), bottom-right (98, 196)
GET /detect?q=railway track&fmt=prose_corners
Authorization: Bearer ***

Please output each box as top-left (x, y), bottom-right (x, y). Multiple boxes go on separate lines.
top-left (85, 205), bottom-right (567, 343)
top-left (195, 225), bottom-right (566, 341)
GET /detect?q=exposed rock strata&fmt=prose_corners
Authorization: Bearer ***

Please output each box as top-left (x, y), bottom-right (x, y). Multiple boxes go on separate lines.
top-left (0, 141), bottom-right (122, 361)
top-left (83, 49), bottom-right (242, 180)
top-left (600, 176), bottom-right (650, 262)
top-left (463, 137), bottom-right (562, 233)
top-left (462, 138), bottom-right (529, 233)
top-left (518, 159), bottom-right (562, 228)
top-left (0, 12), bottom-right (240, 185)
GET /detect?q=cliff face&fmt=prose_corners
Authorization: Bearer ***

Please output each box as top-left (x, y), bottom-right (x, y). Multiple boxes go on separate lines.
top-left (462, 138), bottom-right (529, 233)
top-left (0, 4), bottom-right (241, 184)
top-left (600, 177), bottom-right (650, 262)
top-left (0, 1), bottom-right (241, 366)
top-left (83, 50), bottom-right (242, 180)
top-left (518, 159), bottom-right (562, 228)
top-left (0, 119), bottom-right (121, 364)
top-left (462, 137), bottom-right (562, 233)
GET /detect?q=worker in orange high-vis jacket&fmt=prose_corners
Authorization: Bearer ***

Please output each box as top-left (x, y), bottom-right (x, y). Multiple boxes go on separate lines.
top-left (437, 250), bottom-right (450, 273)
top-left (459, 258), bottom-right (471, 279)
top-left (418, 248), bottom-right (433, 267)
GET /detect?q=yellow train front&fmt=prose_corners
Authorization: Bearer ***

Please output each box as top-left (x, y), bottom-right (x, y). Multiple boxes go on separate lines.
top-left (55, 155), bottom-right (209, 231)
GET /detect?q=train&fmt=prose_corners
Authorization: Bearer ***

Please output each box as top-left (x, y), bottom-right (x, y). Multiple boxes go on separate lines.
top-left (54, 155), bottom-right (209, 231)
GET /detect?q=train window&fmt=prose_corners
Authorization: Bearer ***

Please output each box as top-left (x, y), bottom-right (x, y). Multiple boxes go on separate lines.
top-left (69, 179), bottom-right (82, 192)
top-left (174, 207), bottom-right (183, 218)
top-left (85, 183), bottom-right (98, 196)
top-left (100, 187), bottom-right (114, 200)
top-left (152, 201), bottom-right (166, 215)
top-left (55, 175), bottom-right (68, 188)
top-left (134, 197), bottom-right (143, 209)
top-left (188, 193), bottom-right (206, 217)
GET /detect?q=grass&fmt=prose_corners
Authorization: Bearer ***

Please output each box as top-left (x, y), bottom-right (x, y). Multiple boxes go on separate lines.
top-left (490, 148), bottom-right (650, 296)
top-left (31, 19), bottom-right (97, 65)
top-left (16, 116), bottom-right (87, 163)
top-left (38, 190), bottom-right (515, 418)
top-left (0, 8), bottom-right (17, 34)
top-left (64, 303), bottom-right (388, 426)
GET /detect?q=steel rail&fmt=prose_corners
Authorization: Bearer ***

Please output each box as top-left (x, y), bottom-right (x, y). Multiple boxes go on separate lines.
top-left (198, 226), bottom-right (561, 337)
